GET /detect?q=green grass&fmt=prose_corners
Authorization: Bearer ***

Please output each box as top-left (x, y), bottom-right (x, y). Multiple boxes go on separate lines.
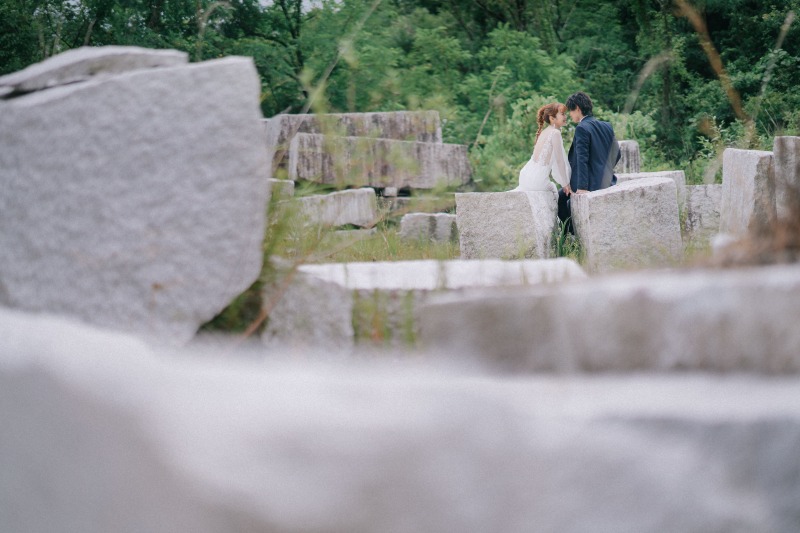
top-left (552, 218), bottom-right (584, 263)
top-left (315, 225), bottom-right (459, 263)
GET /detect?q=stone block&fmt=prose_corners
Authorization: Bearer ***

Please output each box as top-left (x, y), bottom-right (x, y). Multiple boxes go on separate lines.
top-left (378, 196), bottom-right (456, 219)
top-left (287, 133), bottom-right (471, 189)
top-left (0, 50), bottom-right (269, 344)
top-left (0, 46), bottom-right (187, 94)
top-left (5, 307), bottom-right (800, 533)
top-left (614, 140), bottom-right (641, 173)
top-left (264, 270), bottom-right (355, 349)
top-left (571, 178), bottom-right (682, 272)
top-left (684, 184), bottom-right (722, 248)
top-left (268, 178), bottom-right (295, 201)
top-left (419, 263), bottom-right (800, 374)
top-left (264, 258), bottom-right (585, 347)
top-left (265, 110), bottom-right (442, 173)
top-left (290, 188), bottom-right (379, 228)
top-left (456, 190), bottom-right (557, 259)
top-left (399, 213), bottom-right (457, 243)
top-left (616, 170), bottom-right (687, 210)
top-left (773, 136), bottom-right (800, 221)
top-left (720, 148), bottom-right (776, 236)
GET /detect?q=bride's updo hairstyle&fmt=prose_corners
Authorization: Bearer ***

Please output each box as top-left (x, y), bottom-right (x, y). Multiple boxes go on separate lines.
top-left (535, 102), bottom-right (567, 143)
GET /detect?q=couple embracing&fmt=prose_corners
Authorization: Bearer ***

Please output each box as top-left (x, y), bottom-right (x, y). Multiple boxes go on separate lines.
top-left (515, 91), bottom-right (620, 233)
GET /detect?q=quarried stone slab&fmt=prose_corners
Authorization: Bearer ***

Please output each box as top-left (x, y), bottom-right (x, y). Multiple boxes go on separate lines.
top-left (290, 188), bottom-right (379, 228)
top-left (720, 148), bottom-right (775, 236)
top-left (419, 263), bottom-right (800, 374)
top-left (0, 46), bottom-right (188, 94)
top-left (265, 111), bottom-right (442, 172)
top-left (0, 53), bottom-right (269, 344)
top-left (5, 307), bottom-right (800, 533)
top-left (264, 269), bottom-right (355, 349)
top-left (616, 170), bottom-right (687, 210)
top-left (773, 136), bottom-right (800, 221)
top-left (684, 184), bottom-right (722, 248)
top-left (614, 140), bottom-right (641, 173)
top-left (572, 178), bottom-right (682, 272)
top-left (456, 190), bottom-right (557, 259)
top-left (264, 258), bottom-right (585, 347)
top-left (399, 213), bottom-right (457, 243)
top-left (268, 178), bottom-right (295, 201)
top-left (287, 133), bottom-right (471, 189)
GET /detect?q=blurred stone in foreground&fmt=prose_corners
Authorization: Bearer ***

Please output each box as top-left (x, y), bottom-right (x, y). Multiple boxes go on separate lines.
top-left (264, 258), bottom-right (585, 347)
top-left (0, 45), bottom-right (187, 93)
top-left (3, 308), bottom-right (800, 532)
top-left (420, 263), bottom-right (800, 373)
top-left (0, 47), bottom-right (269, 344)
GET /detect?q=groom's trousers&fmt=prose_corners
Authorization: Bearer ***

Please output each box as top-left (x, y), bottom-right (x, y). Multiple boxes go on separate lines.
top-left (557, 188), bottom-right (574, 234)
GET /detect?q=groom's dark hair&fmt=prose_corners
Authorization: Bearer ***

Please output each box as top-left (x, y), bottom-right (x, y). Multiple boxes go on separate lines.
top-left (566, 92), bottom-right (593, 116)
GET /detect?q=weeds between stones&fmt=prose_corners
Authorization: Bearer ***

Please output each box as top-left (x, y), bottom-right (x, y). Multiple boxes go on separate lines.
top-left (552, 218), bottom-right (583, 263)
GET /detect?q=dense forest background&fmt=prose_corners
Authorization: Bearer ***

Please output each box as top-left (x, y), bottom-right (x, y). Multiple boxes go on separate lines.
top-left (2, 0), bottom-right (798, 189)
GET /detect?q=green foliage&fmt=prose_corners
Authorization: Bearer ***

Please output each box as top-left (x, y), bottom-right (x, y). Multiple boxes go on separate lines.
top-left (318, 225), bottom-right (460, 264)
top-left (552, 219), bottom-right (583, 263)
top-left (6, 0), bottom-right (798, 173)
top-left (469, 94), bottom-right (554, 191)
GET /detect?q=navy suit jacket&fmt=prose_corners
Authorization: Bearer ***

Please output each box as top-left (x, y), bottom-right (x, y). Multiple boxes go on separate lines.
top-left (567, 116), bottom-right (621, 192)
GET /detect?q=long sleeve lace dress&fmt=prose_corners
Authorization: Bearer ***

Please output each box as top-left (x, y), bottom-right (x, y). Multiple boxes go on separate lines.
top-left (515, 126), bottom-right (571, 192)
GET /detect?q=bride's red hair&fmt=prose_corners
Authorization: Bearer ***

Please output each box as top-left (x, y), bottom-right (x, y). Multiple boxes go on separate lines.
top-left (535, 102), bottom-right (567, 144)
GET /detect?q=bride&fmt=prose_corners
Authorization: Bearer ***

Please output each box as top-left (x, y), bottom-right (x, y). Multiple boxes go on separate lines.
top-left (515, 102), bottom-right (570, 193)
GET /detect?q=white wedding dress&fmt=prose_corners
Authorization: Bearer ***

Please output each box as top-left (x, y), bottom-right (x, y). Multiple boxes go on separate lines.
top-left (515, 125), bottom-right (570, 192)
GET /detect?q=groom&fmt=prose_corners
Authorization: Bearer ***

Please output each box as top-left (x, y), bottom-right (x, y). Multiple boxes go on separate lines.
top-left (558, 91), bottom-right (621, 233)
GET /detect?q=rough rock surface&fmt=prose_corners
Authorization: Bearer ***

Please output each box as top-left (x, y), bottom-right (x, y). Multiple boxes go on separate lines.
top-left (399, 213), bottom-right (457, 243)
top-left (263, 271), bottom-right (355, 349)
top-left (456, 190), bottom-right (558, 259)
top-left (614, 140), bottom-right (641, 173)
top-left (4, 308), bottom-right (800, 533)
top-left (419, 263), bottom-right (800, 375)
top-left (0, 46), bottom-right (187, 94)
top-left (616, 170), bottom-right (687, 210)
top-left (720, 148), bottom-right (775, 236)
top-left (265, 111), bottom-right (442, 172)
top-left (572, 178), bottom-right (683, 272)
top-left (288, 133), bottom-right (471, 189)
top-left (0, 51), bottom-right (269, 344)
top-left (684, 184), bottom-right (722, 248)
top-left (289, 188), bottom-right (379, 228)
top-left (264, 258), bottom-right (586, 347)
top-left (773, 136), bottom-right (800, 221)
